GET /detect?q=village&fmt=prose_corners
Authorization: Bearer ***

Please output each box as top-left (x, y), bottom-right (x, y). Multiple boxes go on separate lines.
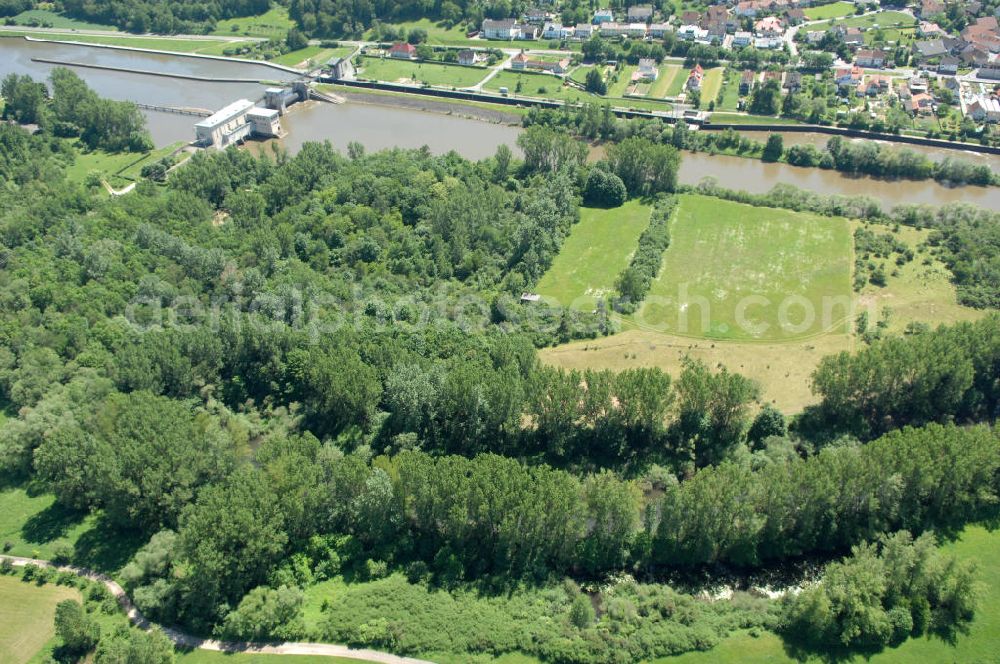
top-left (315, 0), bottom-right (1000, 137)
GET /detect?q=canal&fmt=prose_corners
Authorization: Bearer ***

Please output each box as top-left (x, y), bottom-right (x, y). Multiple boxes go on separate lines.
top-left (2, 37), bottom-right (998, 209)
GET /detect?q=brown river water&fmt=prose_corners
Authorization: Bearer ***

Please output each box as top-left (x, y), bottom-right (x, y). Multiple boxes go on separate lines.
top-left (2, 37), bottom-right (998, 209)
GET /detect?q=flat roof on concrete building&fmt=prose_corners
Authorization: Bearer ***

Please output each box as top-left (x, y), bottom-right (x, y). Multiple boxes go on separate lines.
top-left (195, 99), bottom-right (255, 129)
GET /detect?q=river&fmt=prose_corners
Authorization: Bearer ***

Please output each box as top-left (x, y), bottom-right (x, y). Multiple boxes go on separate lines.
top-left (2, 36), bottom-right (998, 209)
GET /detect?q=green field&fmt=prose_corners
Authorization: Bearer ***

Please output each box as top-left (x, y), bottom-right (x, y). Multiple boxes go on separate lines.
top-left (0, 483), bottom-right (142, 574)
top-left (535, 201), bottom-right (653, 310)
top-left (700, 67), bottom-right (725, 103)
top-left (606, 65), bottom-right (637, 97)
top-left (7, 9), bottom-right (117, 30)
top-left (64, 142), bottom-right (182, 188)
top-left (365, 18), bottom-right (479, 47)
top-left (660, 525), bottom-right (1000, 664)
top-left (803, 1), bottom-right (856, 20)
top-left (632, 194), bottom-right (853, 341)
top-left (818, 10), bottom-right (914, 31)
top-left (358, 56), bottom-right (487, 87)
top-left (486, 70), bottom-right (673, 112)
top-left (852, 222), bottom-right (982, 334)
top-left (211, 4), bottom-right (295, 38)
top-left (649, 64), bottom-right (682, 99)
top-left (665, 67), bottom-right (690, 97)
top-left (718, 69), bottom-right (742, 111)
top-left (0, 575), bottom-right (80, 664)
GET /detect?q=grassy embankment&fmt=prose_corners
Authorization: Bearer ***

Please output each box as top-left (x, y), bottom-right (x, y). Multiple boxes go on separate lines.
top-left (0, 29), bottom-right (245, 54)
top-left (540, 194), bottom-right (979, 412)
top-left (315, 82), bottom-right (530, 119)
top-left (535, 201), bottom-right (653, 311)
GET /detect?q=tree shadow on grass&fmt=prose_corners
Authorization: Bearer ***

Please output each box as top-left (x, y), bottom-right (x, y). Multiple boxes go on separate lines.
top-left (71, 515), bottom-right (147, 574)
top-left (21, 501), bottom-right (88, 546)
top-left (780, 620), bottom-right (974, 664)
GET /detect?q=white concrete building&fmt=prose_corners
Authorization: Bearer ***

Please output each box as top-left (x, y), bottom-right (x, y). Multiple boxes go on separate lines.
top-left (194, 99), bottom-right (256, 149)
top-left (195, 99), bottom-right (283, 149)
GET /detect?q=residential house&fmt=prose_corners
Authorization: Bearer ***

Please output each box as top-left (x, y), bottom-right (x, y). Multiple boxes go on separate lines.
top-left (783, 70), bottom-right (802, 91)
top-left (511, 52), bottom-right (571, 73)
top-left (733, 30), bottom-right (753, 47)
top-left (735, 1), bottom-right (759, 17)
top-left (740, 69), bottom-right (757, 93)
top-left (681, 10), bottom-right (701, 24)
top-left (967, 95), bottom-right (1000, 122)
top-left (918, 21), bottom-right (944, 37)
top-left (754, 16), bottom-right (784, 37)
top-left (834, 65), bottom-right (863, 88)
top-left (805, 30), bottom-right (825, 44)
top-left (754, 36), bottom-right (783, 49)
top-left (686, 64), bottom-right (704, 91)
top-left (908, 76), bottom-right (929, 93)
top-left (517, 23), bottom-right (539, 40)
top-left (959, 43), bottom-right (991, 66)
top-left (649, 22), bottom-right (671, 37)
top-left (482, 18), bottom-right (520, 40)
top-left (678, 24), bottom-right (709, 41)
top-left (600, 22), bottom-right (647, 37)
top-left (704, 5), bottom-right (730, 27)
top-left (858, 74), bottom-right (890, 96)
top-left (961, 17), bottom-right (1000, 53)
top-left (636, 58), bottom-right (659, 81)
top-left (919, 0), bottom-right (944, 18)
top-left (785, 8), bottom-right (806, 24)
top-left (457, 49), bottom-right (481, 65)
top-left (593, 8), bottom-right (614, 24)
top-left (574, 23), bottom-right (594, 39)
top-left (763, 70), bottom-right (784, 86)
top-left (937, 55), bottom-right (959, 74)
top-left (903, 91), bottom-right (935, 115)
top-left (627, 4), bottom-right (654, 22)
top-left (389, 42), bottom-right (418, 59)
top-left (980, 64), bottom-right (1000, 79)
top-left (843, 26), bottom-right (864, 46)
top-left (914, 39), bottom-right (949, 60)
top-left (855, 49), bottom-right (885, 68)
top-left (524, 7), bottom-right (549, 23)
top-left (542, 22), bottom-right (573, 39)
top-left (706, 22), bottom-right (727, 42)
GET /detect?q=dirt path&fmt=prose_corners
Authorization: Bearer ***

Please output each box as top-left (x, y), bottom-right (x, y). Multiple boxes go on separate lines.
top-left (1, 555), bottom-right (433, 664)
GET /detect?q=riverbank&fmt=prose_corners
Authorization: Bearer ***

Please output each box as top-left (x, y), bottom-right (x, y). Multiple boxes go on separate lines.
top-left (14, 34), bottom-right (302, 74)
top-left (317, 83), bottom-right (524, 124)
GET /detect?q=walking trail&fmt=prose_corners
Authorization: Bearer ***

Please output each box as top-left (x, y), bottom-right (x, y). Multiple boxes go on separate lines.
top-left (1, 555), bottom-right (433, 664)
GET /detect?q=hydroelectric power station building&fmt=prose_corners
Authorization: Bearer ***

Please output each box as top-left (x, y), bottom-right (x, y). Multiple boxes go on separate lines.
top-left (194, 99), bottom-right (282, 149)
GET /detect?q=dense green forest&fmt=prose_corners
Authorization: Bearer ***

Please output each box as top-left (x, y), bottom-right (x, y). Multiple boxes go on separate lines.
top-left (1, 72), bottom-right (1000, 662)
